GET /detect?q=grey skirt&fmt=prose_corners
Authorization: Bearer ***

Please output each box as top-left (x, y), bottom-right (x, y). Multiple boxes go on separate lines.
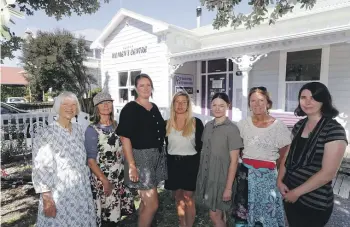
top-left (124, 147), bottom-right (167, 190)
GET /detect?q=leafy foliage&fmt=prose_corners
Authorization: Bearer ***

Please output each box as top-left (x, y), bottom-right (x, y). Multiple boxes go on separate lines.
top-left (201, 0), bottom-right (317, 29)
top-left (0, 35), bottom-right (23, 64)
top-left (1, 0), bottom-right (110, 63)
top-left (20, 29), bottom-right (96, 101)
top-left (15, 0), bottom-right (109, 20)
top-left (0, 85), bottom-right (27, 101)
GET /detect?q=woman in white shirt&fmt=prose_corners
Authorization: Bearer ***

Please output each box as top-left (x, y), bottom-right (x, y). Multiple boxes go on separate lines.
top-left (233, 87), bottom-right (291, 227)
top-left (164, 91), bottom-right (204, 227)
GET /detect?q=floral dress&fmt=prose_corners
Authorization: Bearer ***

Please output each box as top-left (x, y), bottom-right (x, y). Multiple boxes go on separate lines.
top-left (89, 124), bottom-right (135, 226)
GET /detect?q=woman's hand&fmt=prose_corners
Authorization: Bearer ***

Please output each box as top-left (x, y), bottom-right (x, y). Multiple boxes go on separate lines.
top-left (222, 188), bottom-right (232, 202)
top-left (42, 192), bottom-right (56, 217)
top-left (277, 181), bottom-right (290, 197)
top-left (101, 179), bottom-right (113, 196)
top-left (129, 163), bottom-right (139, 183)
top-left (284, 189), bottom-right (300, 203)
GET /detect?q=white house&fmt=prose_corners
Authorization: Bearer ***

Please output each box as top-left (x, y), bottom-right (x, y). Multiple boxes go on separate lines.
top-left (91, 0), bottom-right (350, 139)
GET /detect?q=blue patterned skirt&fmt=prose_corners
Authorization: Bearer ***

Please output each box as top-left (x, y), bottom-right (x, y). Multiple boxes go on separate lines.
top-left (233, 163), bottom-right (285, 227)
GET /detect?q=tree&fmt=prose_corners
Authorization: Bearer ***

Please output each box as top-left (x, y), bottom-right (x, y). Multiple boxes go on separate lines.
top-left (20, 29), bottom-right (96, 104)
top-left (201, 0), bottom-right (317, 29)
top-left (1, 0), bottom-right (109, 63)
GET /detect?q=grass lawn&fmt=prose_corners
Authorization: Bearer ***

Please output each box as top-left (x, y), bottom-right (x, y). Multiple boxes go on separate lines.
top-left (1, 159), bottom-right (235, 227)
top-left (118, 188), bottom-right (236, 227)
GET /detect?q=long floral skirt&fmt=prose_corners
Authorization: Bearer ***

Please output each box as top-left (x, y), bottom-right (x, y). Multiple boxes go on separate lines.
top-left (232, 164), bottom-right (285, 227)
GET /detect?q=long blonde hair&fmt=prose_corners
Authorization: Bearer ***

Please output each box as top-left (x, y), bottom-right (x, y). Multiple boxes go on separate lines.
top-left (166, 91), bottom-right (194, 137)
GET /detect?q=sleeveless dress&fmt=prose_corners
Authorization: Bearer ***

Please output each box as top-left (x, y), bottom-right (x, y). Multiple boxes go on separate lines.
top-left (90, 125), bottom-right (135, 226)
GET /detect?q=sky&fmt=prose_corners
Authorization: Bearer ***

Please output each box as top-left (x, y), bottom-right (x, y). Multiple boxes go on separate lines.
top-left (3, 0), bottom-right (251, 67)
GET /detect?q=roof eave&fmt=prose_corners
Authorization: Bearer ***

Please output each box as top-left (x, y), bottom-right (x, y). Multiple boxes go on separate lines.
top-left (90, 8), bottom-right (170, 49)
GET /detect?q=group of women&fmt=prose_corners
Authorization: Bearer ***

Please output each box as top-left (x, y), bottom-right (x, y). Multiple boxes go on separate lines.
top-left (32, 72), bottom-right (347, 227)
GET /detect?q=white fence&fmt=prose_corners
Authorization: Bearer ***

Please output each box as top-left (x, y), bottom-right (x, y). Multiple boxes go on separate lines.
top-left (1, 112), bottom-right (90, 150)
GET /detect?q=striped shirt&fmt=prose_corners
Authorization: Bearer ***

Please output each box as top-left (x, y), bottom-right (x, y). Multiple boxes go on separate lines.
top-left (284, 118), bottom-right (347, 210)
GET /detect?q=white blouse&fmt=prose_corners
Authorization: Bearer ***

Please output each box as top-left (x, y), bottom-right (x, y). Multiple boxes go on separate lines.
top-left (168, 127), bottom-right (197, 156)
top-left (237, 117), bottom-right (292, 162)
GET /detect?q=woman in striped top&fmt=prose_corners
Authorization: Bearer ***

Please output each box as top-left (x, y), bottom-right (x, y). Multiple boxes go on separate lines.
top-left (277, 82), bottom-right (348, 227)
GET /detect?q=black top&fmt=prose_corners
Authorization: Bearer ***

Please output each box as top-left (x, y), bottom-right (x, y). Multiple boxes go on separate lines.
top-left (289, 137), bottom-right (307, 167)
top-left (164, 117), bottom-right (204, 154)
top-left (116, 101), bottom-right (166, 149)
top-left (283, 118), bottom-right (348, 211)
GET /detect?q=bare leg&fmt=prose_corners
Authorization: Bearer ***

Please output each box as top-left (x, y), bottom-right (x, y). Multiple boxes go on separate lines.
top-left (209, 209), bottom-right (226, 227)
top-left (175, 190), bottom-right (186, 227)
top-left (138, 188), bottom-right (159, 227)
top-left (183, 190), bottom-right (196, 227)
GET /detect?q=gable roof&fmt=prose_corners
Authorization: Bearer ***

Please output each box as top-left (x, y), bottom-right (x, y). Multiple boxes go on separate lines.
top-left (90, 8), bottom-right (197, 49)
top-left (0, 67), bottom-right (28, 85)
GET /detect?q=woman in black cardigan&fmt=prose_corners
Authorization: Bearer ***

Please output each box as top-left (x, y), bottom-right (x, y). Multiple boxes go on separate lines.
top-left (164, 91), bottom-right (204, 227)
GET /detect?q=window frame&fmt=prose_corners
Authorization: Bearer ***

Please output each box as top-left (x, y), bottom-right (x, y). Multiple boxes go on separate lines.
top-left (200, 58), bottom-right (237, 115)
top-left (277, 46), bottom-right (330, 112)
top-left (116, 69), bottom-right (141, 104)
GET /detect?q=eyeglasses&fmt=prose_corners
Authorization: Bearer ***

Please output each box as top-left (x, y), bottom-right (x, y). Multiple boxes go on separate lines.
top-left (250, 86), bottom-right (267, 92)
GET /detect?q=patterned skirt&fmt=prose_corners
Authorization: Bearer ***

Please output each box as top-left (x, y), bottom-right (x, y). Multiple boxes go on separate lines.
top-left (91, 174), bottom-right (135, 226)
top-left (124, 147), bottom-right (167, 190)
top-left (233, 164), bottom-right (285, 227)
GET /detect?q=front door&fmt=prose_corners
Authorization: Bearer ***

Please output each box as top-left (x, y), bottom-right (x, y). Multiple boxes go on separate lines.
top-left (207, 74), bottom-right (227, 116)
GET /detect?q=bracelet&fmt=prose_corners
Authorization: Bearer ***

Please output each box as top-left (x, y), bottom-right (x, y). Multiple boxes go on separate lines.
top-left (225, 188), bottom-right (232, 191)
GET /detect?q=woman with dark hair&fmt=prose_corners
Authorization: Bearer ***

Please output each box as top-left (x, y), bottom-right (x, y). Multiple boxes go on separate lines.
top-left (233, 87), bottom-right (291, 227)
top-left (85, 92), bottom-right (135, 226)
top-left (196, 92), bottom-right (243, 227)
top-left (165, 91), bottom-right (204, 227)
top-left (116, 74), bottom-right (167, 227)
top-left (277, 82), bottom-right (348, 227)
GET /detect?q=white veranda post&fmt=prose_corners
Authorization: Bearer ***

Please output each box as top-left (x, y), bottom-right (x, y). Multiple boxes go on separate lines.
top-left (167, 60), bottom-right (182, 107)
top-left (230, 54), bottom-right (267, 118)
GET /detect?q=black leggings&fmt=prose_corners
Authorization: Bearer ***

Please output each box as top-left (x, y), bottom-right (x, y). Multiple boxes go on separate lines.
top-left (284, 201), bottom-right (333, 227)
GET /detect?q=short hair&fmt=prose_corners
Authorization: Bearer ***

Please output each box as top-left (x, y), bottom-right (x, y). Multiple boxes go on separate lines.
top-left (248, 86), bottom-right (273, 110)
top-left (53, 91), bottom-right (81, 115)
top-left (294, 82), bottom-right (339, 118)
top-left (211, 92), bottom-right (231, 105)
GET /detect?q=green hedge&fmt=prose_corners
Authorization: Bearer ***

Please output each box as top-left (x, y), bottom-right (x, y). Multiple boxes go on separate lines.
top-left (1, 85), bottom-right (26, 102)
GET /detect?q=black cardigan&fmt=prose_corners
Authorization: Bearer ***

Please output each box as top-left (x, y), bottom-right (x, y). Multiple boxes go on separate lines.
top-left (164, 117), bottom-right (204, 154)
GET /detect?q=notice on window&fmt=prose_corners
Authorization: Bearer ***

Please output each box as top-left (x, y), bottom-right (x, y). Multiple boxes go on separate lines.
top-left (212, 80), bottom-right (222, 89)
top-left (175, 74), bottom-right (194, 87)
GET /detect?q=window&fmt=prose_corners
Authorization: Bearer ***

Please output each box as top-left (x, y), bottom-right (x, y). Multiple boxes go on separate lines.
top-left (208, 59), bottom-right (227, 73)
top-left (117, 70), bottom-right (141, 104)
top-left (285, 49), bottom-right (322, 111)
top-left (94, 49), bottom-right (101, 59)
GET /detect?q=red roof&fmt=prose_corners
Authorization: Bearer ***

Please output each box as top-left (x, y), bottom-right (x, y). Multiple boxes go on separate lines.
top-left (0, 66), bottom-right (28, 85)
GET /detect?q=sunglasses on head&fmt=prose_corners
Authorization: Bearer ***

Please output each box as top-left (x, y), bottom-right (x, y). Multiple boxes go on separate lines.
top-left (250, 86), bottom-right (267, 92)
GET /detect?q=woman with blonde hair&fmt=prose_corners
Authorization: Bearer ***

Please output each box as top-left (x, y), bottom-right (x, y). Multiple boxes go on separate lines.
top-left (85, 92), bottom-right (135, 226)
top-left (164, 90), bottom-right (204, 227)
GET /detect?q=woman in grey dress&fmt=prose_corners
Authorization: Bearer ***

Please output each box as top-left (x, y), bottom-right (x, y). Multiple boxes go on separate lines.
top-left (196, 93), bottom-right (243, 227)
top-left (32, 92), bottom-right (96, 227)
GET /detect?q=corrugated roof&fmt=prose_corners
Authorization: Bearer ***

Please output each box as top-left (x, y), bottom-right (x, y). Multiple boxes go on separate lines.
top-left (0, 66), bottom-right (28, 85)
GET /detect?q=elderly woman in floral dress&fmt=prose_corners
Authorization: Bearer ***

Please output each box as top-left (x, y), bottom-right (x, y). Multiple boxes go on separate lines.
top-left (32, 91), bottom-right (96, 227)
